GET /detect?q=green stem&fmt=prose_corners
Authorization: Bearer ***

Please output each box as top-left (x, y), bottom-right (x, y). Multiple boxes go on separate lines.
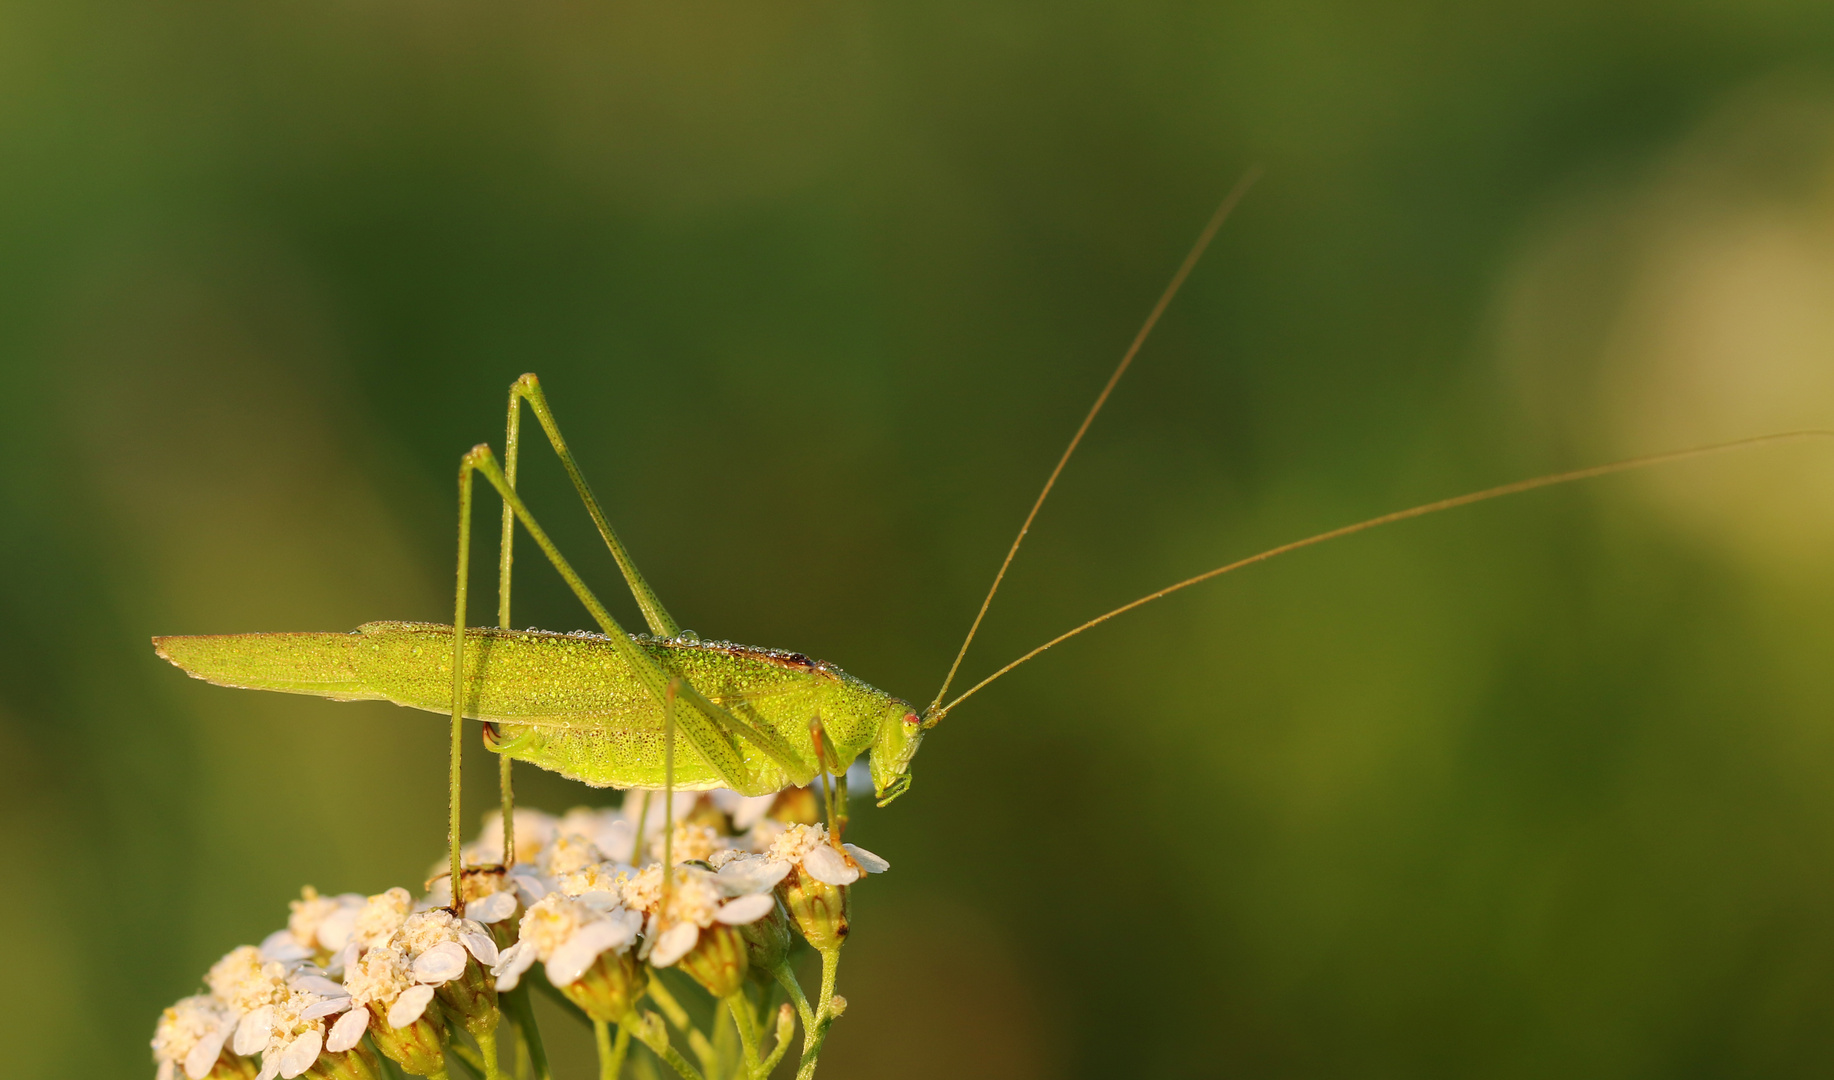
top-left (756, 1002), bottom-right (796, 1079)
top-left (608, 1024), bottom-right (631, 1079)
top-left (594, 1020), bottom-right (630, 1080)
top-left (501, 985), bottom-right (552, 1080)
top-left (644, 978), bottom-right (692, 1033)
top-left (816, 949), bottom-right (840, 1023)
top-left (449, 1040), bottom-right (486, 1077)
top-left (725, 992), bottom-right (761, 1074)
top-left (476, 1025), bottom-right (504, 1079)
top-left (687, 1028), bottom-right (718, 1078)
top-left (622, 1012), bottom-right (706, 1080)
top-left (792, 949), bottom-right (842, 1080)
top-left (769, 964), bottom-right (816, 1053)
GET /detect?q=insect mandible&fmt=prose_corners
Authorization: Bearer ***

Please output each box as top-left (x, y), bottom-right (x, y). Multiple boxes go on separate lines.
top-left (150, 171), bottom-right (1834, 908)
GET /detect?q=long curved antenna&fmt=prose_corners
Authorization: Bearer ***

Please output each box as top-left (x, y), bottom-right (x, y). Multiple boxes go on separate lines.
top-left (924, 167), bottom-right (1263, 719)
top-left (926, 429), bottom-right (1834, 723)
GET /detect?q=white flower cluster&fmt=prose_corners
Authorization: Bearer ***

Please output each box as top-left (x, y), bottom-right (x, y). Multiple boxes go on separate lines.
top-left (153, 782), bottom-right (888, 1080)
top-left (152, 886), bottom-right (501, 1080)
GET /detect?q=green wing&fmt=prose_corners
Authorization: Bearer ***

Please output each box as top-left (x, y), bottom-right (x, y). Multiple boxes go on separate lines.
top-left (153, 628), bottom-right (377, 700)
top-left (152, 620), bottom-right (895, 792)
top-left (156, 621), bottom-right (705, 725)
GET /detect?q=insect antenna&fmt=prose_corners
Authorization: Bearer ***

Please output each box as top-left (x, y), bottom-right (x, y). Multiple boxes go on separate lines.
top-left (923, 167), bottom-right (1263, 722)
top-left (926, 429), bottom-right (1834, 723)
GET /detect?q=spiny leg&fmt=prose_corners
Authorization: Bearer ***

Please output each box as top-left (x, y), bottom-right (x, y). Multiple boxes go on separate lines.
top-left (663, 679), bottom-right (678, 910)
top-left (493, 373), bottom-right (688, 865)
top-left (810, 716), bottom-right (838, 836)
top-left (463, 443), bottom-right (819, 793)
top-left (506, 373), bottom-right (681, 637)
top-left (447, 453), bottom-right (479, 909)
top-left (495, 385), bottom-right (523, 869)
top-left (493, 373), bottom-right (686, 867)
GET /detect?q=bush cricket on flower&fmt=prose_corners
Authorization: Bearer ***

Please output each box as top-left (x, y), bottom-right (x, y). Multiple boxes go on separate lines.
top-left (152, 166), bottom-right (1834, 908)
top-left (148, 170), bottom-right (1834, 1079)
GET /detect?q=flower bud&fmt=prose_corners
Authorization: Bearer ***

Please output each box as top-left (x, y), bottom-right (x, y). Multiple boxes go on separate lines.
top-left (299, 1044), bottom-right (384, 1080)
top-left (433, 955), bottom-right (501, 1042)
top-left (677, 923), bottom-right (748, 999)
top-left (736, 895), bottom-right (792, 979)
top-left (556, 947), bottom-right (647, 1023)
top-left (366, 1003), bottom-right (449, 1079)
top-left (780, 866), bottom-right (850, 951)
top-left (192, 1053), bottom-right (259, 1080)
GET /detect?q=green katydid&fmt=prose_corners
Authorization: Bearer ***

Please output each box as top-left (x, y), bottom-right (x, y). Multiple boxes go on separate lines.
top-left (151, 174), bottom-right (1834, 917)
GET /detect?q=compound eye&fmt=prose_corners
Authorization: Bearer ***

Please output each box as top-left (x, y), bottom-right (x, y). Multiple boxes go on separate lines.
top-left (902, 711), bottom-right (921, 727)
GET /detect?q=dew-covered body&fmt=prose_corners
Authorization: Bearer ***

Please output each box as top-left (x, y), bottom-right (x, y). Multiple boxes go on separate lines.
top-left (154, 621), bottom-right (909, 794)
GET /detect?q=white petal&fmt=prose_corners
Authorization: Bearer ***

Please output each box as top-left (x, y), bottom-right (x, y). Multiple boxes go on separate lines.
top-left (491, 941), bottom-right (534, 978)
top-left (728, 794), bottom-right (778, 831)
top-left (841, 844), bottom-right (889, 874)
top-left (492, 942), bottom-right (536, 991)
top-left (716, 859), bottom-right (790, 895)
top-left (543, 940), bottom-right (594, 987)
top-left (715, 893), bottom-right (775, 925)
top-left (290, 974), bottom-right (346, 998)
top-left (300, 996), bottom-right (351, 1021)
top-left (596, 818), bottom-right (637, 864)
top-left (422, 878), bottom-right (453, 908)
top-left (256, 1055), bottom-right (280, 1080)
top-left (466, 891), bottom-right (519, 924)
top-left (160, 1059), bottom-right (176, 1080)
top-left (509, 873), bottom-right (553, 905)
top-left (326, 1007), bottom-right (369, 1053)
top-left (182, 1022), bottom-right (227, 1080)
top-left (388, 985), bottom-right (436, 1029)
top-left (260, 929), bottom-right (313, 963)
top-left (577, 890), bottom-right (621, 912)
top-left (647, 922), bottom-right (701, 968)
top-left (316, 907), bottom-right (358, 951)
top-left (234, 1007), bottom-right (273, 1056)
top-left (460, 930), bottom-right (500, 966)
top-left (278, 1029), bottom-right (322, 1079)
top-left (325, 942), bottom-right (358, 978)
top-left (801, 843), bottom-right (859, 886)
top-left (543, 919), bottom-right (629, 987)
top-left (411, 941), bottom-right (469, 984)
top-left (582, 916), bottom-right (639, 955)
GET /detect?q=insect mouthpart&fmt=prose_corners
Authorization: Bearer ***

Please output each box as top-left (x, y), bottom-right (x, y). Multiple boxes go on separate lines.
top-left (870, 700), bottom-right (924, 806)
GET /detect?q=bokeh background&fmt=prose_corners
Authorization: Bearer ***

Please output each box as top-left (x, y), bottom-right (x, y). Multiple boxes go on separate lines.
top-left (6, 1), bottom-right (1834, 1077)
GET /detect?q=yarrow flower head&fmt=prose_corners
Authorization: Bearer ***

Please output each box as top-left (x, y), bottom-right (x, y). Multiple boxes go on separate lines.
top-left (349, 888), bottom-right (414, 953)
top-left (616, 861), bottom-right (774, 997)
top-left (284, 887), bottom-right (365, 962)
top-left (335, 944), bottom-right (447, 1077)
top-left (494, 893), bottom-right (645, 1021)
top-left (155, 779), bottom-right (889, 1080)
top-left (244, 989), bottom-right (330, 1080)
top-left (152, 995), bottom-right (244, 1080)
top-left (726, 822), bottom-right (890, 951)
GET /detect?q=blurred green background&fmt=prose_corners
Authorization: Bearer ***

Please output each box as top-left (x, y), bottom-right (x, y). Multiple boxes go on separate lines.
top-left (6, 1), bottom-right (1834, 1076)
